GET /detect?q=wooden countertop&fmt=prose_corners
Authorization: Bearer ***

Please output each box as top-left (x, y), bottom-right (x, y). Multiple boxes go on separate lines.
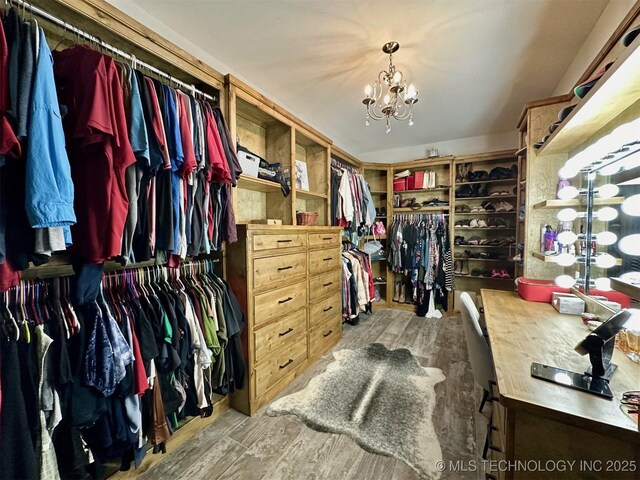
top-left (237, 224), bottom-right (343, 231)
top-left (482, 289), bottom-right (639, 442)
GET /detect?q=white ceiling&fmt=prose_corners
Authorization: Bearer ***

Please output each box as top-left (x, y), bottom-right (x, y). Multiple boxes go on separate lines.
top-left (120, 0), bottom-right (608, 156)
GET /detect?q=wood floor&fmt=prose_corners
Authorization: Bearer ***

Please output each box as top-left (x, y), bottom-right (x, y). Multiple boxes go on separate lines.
top-left (138, 309), bottom-right (487, 480)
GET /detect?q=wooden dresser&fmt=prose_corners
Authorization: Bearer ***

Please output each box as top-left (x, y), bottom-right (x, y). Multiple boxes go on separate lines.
top-left (226, 224), bottom-right (344, 415)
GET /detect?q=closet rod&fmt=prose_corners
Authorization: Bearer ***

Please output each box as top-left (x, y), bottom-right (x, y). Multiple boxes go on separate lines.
top-left (7, 0), bottom-right (217, 102)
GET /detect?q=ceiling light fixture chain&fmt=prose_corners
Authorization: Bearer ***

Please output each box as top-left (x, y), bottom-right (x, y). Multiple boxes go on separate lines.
top-left (363, 41), bottom-right (418, 133)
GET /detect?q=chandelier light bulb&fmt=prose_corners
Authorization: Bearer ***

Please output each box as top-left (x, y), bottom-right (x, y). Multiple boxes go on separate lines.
top-left (594, 277), bottom-right (612, 291)
top-left (596, 184), bottom-right (620, 199)
top-left (407, 83), bottom-right (416, 98)
top-left (618, 234), bottom-right (640, 256)
top-left (557, 186), bottom-right (579, 200)
top-left (622, 194), bottom-right (640, 216)
top-left (364, 84), bottom-right (373, 98)
top-left (383, 94), bottom-right (391, 105)
top-left (595, 253), bottom-right (617, 269)
top-left (596, 207), bottom-right (618, 222)
top-left (596, 231), bottom-right (617, 246)
top-left (555, 252), bottom-right (577, 267)
top-left (557, 231), bottom-right (578, 245)
top-left (392, 71), bottom-right (402, 84)
top-left (555, 275), bottom-right (577, 288)
top-left (557, 208), bottom-right (578, 222)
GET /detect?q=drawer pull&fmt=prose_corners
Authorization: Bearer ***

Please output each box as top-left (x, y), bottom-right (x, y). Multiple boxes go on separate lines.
top-left (323, 257), bottom-right (332, 261)
top-left (323, 330), bottom-right (333, 337)
top-left (278, 328), bottom-right (294, 337)
top-left (323, 306), bottom-right (333, 312)
top-left (278, 297), bottom-right (293, 304)
top-left (322, 237), bottom-right (332, 240)
top-left (322, 282), bottom-right (333, 287)
top-left (279, 358), bottom-right (294, 369)
top-left (277, 239), bottom-right (293, 243)
top-left (277, 265), bottom-right (293, 271)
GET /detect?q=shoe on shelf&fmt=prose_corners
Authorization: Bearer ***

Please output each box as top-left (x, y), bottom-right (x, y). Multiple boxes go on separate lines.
top-left (399, 283), bottom-right (406, 303)
top-left (468, 236), bottom-right (481, 245)
top-left (513, 253), bottom-right (522, 262)
top-left (494, 217), bottom-right (508, 228)
top-left (461, 261), bottom-right (470, 276)
top-left (469, 218), bottom-right (479, 228)
top-left (380, 207), bottom-right (387, 216)
top-left (482, 201), bottom-right (496, 212)
top-left (471, 268), bottom-right (482, 276)
top-left (491, 268), bottom-right (502, 278)
top-left (477, 219), bottom-right (488, 228)
top-left (454, 260), bottom-right (461, 275)
top-left (393, 281), bottom-right (400, 302)
top-left (482, 270), bottom-right (491, 277)
top-left (500, 269), bottom-right (511, 278)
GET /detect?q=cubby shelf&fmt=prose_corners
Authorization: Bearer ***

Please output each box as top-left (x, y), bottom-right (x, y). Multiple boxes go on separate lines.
top-left (237, 175), bottom-right (281, 193)
top-left (455, 178), bottom-right (517, 186)
top-left (394, 187), bottom-right (450, 193)
top-left (538, 36), bottom-right (640, 155)
top-left (296, 189), bottom-right (327, 200)
top-left (453, 227), bottom-right (516, 230)
top-left (532, 197), bottom-right (624, 209)
top-left (394, 206), bottom-right (450, 213)
top-left (455, 195), bottom-right (517, 201)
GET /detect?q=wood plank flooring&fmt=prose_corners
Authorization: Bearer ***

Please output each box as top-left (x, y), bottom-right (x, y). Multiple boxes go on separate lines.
top-left (138, 309), bottom-right (487, 480)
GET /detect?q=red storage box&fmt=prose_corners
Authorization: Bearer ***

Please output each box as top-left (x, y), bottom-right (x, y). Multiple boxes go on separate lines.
top-left (517, 277), bottom-right (570, 303)
top-left (407, 171), bottom-right (425, 190)
top-left (591, 290), bottom-right (632, 309)
top-left (393, 178), bottom-right (407, 192)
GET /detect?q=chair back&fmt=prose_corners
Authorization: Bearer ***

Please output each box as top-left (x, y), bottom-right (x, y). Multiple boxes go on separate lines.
top-left (460, 292), bottom-right (494, 390)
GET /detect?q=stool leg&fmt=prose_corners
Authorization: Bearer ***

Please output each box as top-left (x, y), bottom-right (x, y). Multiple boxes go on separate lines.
top-left (479, 388), bottom-right (489, 413)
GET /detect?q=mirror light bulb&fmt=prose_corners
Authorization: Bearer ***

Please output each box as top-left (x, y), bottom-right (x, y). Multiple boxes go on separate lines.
top-left (620, 271), bottom-right (640, 282)
top-left (555, 252), bottom-right (577, 266)
top-left (596, 184), bottom-right (620, 199)
top-left (597, 207), bottom-right (618, 221)
top-left (364, 84), bottom-right (373, 97)
top-left (596, 231), bottom-right (617, 246)
top-left (557, 208), bottom-right (578, 222)
top-left (595, 253), bottom-right (617, 269)
top-left (557, 186), bottom-right (579, 200)
top-left (618, 234), bottom-right (640, 256)
top-left (598, 162), bottom-right (623, 176)
top-left (622, 194), bottom-right (640, 216)
top-left (594, 277), bottom-right (612, 291)
top-left (555, 275), bottom-right (577, 288)
top-left (558, 165), bottom-right (580, 179)
top-left (557, 231), bottom-right (578, 245)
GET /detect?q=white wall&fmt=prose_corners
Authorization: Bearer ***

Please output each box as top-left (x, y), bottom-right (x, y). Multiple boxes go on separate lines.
top-left (554, 0), bottom-right (636, 95)
top-left (357, 131), bottom-right (518, 163)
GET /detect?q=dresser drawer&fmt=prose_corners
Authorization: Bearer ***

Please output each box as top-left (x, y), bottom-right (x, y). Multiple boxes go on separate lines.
top-left (309, 247), bottom-right (341, 275)
top-left (252, 233), bottom-right (307, 252)
top-left (309, 232), bottom-right (340, 248)
top-left (254, 309), bottom-right (307, 365)
top-left (309, 269), bottom-right (341, 302)
top-left (254, 280), bottom-right (307, 328)
top-left (255, 339), bottom-right (307, 398)
top-left (253, 252), bottom-right (307, 288)
top-left (309, 317), bottom-right (342, 358)
top-left (309, 290), bottom-right (341, 330)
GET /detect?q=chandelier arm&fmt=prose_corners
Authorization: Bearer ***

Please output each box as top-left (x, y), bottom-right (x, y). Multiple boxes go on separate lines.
top-left (366, 105), bottom-right (385, 121)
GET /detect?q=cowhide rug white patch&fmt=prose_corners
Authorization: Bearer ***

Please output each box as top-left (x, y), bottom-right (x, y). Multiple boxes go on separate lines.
top-left (267, 343), bottom-right (445, 479)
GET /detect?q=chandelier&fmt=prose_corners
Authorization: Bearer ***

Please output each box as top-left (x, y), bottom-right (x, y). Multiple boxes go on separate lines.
top-left (362, 41), bottom-right (418, 133)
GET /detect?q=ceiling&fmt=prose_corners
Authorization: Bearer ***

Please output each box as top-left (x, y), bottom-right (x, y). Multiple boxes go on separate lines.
top-left (120, 0), bottom-right (609, 156)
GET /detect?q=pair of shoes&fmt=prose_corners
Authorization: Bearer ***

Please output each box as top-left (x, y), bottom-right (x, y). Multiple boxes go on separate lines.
top-left (455, 220), bottom-right (470, 228)
top-left (455, 236), bottom-right (468, 245)
top-left (489, 187), bottom-right (511, 196)
top-left (400, 197), bottom-right (415, 207)
top-left (393, 281), bottom-right (407, 303)
top-left (469, 218), bottom-right (488, 228)
top-left (467, 170), bottom-right (490, 181)
top-left (373, 276), bottom-right (386, 283)
top-left (455, 204), bottom-right (471, 213)
top-left (470, 205), bottom-right (486, 213)
top-left (494, 201), bottom-right (514, 212)
top-left (491, 268), bottom-right (511, 278)
top-left (487, 218), bottom-right (509, 228)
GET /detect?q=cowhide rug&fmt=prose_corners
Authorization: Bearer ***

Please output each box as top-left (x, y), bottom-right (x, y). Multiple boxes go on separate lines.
top-left (267, 343), bottom-right (445, 479)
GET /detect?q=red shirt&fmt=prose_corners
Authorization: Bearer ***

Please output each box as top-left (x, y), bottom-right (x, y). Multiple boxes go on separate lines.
top-left (53, 45), bottom-right (136, 263)
top-left (203, 105), bottom-right (231, 184)
top-left (176, 93), bottom-right (196, 179)
top-left (0, 19), bottom-right (19, 160)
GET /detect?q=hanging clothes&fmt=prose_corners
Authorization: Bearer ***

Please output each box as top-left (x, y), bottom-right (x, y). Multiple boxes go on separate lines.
top-left (340, 244), bottom-right (374, 324)
top-left (389, 214), bottom-right (454, 316)
top-left (331, 163), bottom-right (376, 234)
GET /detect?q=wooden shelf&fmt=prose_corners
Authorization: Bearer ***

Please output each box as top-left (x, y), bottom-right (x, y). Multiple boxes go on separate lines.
top-left (455, 274), bottom-right (514, 280)
top-left (610, 278), bottom-right (640, 299)
top-left (371, 190), bottom-right (388, 194)
top-left (395, 187), bottom-right (450, 193)
top-left (532, 251), bottom-right (622, 265)
top-left (454, 258), bottom-right (507, 263)
top-left (538, 37), bottom-right (640, 155)
top-left (455, 195), bottom-right (517, 201)
top-left (453, 227), bottom-right (516, 230)
top-left (455, 212), bottom-right (517, 216)
top-left (374, 281), bottom-right (387, 285)
top-left (455, 178), bottom-right (517, 186)
top-left (455, 244), bottom-right (515, 248)
top-left (296, 189), bottom-right (327, 200)
top-left (533, 197), bottom-right (624, 209)
top-left (237, 175), bottom-right (282, 193)
top-left (393, 206), bottom-right (450, 213)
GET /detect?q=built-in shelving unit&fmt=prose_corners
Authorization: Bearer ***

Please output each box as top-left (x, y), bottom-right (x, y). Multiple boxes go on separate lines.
top-left (532, 197), bottom-right (624, 209)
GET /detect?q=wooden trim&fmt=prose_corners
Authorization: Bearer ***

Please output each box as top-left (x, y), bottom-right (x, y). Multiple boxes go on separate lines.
top-left (516, 94), bottom-right (573, 130)
top-left (393, 156), bottom-right (455, 169)
top-left (37, 0), bottom-right (224, 91)
top-left (453, 149), bottom-right (517, 163)
top-left (226, 74), bottom-right (332, 145)
top-left (330, 145), bottom-right (363, 169)
top-left (573, 0), bottom-right (640, 89)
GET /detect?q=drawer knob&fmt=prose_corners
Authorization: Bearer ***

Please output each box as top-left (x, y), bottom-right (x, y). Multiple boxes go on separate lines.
top-left (323, 329), bottom-right (333, 337)
top-left (322, 237), bottom-right (332, 240)
top-left (277, 239), bottom-right (293, 243)
top-left (322, 282), bottom-right (333, 287)
top-left (277, 265), bottom-right (293, 271)
top-left (278, 328), bottom-right (294, 337)
top-left (279, 358), bottom-right (294, 369)
top-left (278, 297), bottom-right (293, 304)
top-left (323, 257), bottom-right (332, 261)
top-left (323, 306), bottom-right (333, 312)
